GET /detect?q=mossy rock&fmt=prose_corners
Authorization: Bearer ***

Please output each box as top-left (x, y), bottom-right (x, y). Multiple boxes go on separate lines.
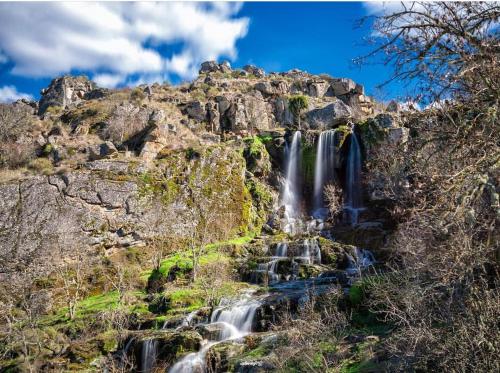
top-left (317, 237), bottom-right (355, 267)
top-left (243, 136), bottom-right (272, 177)
top-left (130, 330), bottom-right (203, 368)
top-left (298, 264), bottom-right (324, 279)
top-left (206, 340), bottom-right (246, 373)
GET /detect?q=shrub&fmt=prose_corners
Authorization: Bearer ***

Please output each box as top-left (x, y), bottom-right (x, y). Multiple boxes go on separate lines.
top-left (28, 158), bottom-right (54, 174)
top-left (288, 95), bottom-right (308, 128)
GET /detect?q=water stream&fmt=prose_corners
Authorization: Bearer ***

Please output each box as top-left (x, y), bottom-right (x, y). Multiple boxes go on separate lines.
top-left (141, 339), bottom-right (158, 373)
top-left (168, 294), bottom-right (260, 373)
top-left (313, 129), bottom-right (338, 219)
top-left (281, 131), bottom-right (302, 234)
top-left (345, 131), bottom-right (363, 225)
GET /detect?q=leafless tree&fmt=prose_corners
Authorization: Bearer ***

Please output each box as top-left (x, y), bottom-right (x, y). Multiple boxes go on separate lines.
top-left (357, 2), bottom-right (500, 371)
top-left (358, 1), bottom-right (500, 101)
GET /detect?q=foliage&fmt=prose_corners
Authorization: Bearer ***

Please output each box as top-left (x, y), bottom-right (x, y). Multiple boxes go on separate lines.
top-left (288, 95), bottom-right (308, 127)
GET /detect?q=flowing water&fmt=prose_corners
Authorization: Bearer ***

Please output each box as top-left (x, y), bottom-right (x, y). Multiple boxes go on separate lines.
top-left (282, 131), bottom-right (302, 234)
top-left (345, 132), bottom-right (363, 225)
top-left (313, 130), bottom-right (338, 219)
top-left (168, 294), bottom-right (260, 373)
top-left (346, 248), bottom-right (376, 276)
top-left (141, 339), bottom-right (158, 373)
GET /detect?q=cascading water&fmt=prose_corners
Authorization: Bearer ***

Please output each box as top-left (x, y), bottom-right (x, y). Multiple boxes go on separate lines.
top-left (313, 129), bottom-right (338, 219)
top-left (281, 131), bottom-right (302, 234)
top-left (345, 131), bottom-right (363, 225)
top-left (169, 294), bottom-right (260, 373)
top-left (346, 248), bottom-right (375, 276)
top-left (254, 243), bottom-right (289, 283)
top-left (295, 239), bottom-right (322, 265)
top-left (141, 339), bottom-right (158, 373)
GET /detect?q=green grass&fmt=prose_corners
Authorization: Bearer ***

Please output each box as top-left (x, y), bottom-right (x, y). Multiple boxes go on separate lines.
top-left (43, 290), bottom-right (149, 326)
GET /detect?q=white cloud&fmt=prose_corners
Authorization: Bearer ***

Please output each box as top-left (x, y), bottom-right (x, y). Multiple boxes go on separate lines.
top-left (0, 2), bottom-right (249, 86)
top-left (0, 85), bottom-right (33, 103)
top-left (0, 51), bottom-right (7, 64)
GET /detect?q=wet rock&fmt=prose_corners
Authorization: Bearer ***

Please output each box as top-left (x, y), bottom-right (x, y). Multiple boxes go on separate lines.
top-left (130, 330), bottom-right (203, 370)
top-left (206, 340), bottom-right (246, 372)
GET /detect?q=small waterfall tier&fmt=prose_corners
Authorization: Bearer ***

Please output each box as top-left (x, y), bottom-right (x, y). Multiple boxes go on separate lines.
top-left (168, 294), bottom-right (260, 373)
top-left (313, 129), bottom-right (338, 219)
top-left (345, 131), bottom-right (364, 225)
top-left (281, 131), bottom-right (302, 234)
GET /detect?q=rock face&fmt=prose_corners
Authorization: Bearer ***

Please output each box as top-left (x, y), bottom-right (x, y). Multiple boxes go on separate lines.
top-left (38, 76), bottom-right (94, 115)
top-left (0, 146), bottom-right (259, 275)
top-left (305, 100), bottom-right (353, 129)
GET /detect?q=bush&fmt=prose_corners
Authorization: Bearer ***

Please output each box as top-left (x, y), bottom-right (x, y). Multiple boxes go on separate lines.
top-left (28, 158), bottom-right (54, 174)
top-left (288, 95), bottom-right (308, 127)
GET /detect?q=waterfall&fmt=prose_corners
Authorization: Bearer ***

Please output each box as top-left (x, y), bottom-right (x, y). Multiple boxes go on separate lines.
top-left (141, 339), bottom-right (158, 373)
top-left (275, 242), bottom-right (288, 257)
top-left (169, 295), bottom-right (259, 373)
top-left (346, 248), bottom-right (375, 276)
top-left (345, 131), bottom-right (363, 225)
top-left (313, 130), bottom-right (337, 219)
top-left (281, 131), bottom-right (302, 234)
top-left (296, 239), bottom-right (321, 265)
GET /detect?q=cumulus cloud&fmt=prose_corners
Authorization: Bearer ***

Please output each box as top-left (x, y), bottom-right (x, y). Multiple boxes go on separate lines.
top-left (0, 2), bottom-right (249, 86)
top-left (0, 85), bottom-right (33, 103)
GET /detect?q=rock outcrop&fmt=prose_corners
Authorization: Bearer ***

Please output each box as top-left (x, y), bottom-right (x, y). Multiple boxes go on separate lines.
top-left (38, 76), bottom-right (94, 115)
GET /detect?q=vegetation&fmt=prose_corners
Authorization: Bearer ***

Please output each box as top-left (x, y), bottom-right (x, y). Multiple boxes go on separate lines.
top-left (288, 95), bottom-right (308, 129)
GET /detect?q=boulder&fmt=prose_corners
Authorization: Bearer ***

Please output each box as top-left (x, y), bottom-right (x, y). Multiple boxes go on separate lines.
top-left (307, 80), bottom-right (330, 97)
top-left (305, 101), bottom-right (353, 129)
top-left (243, 65), bottom-right (265, 78)
top-left (87, 141), bottom-right (117, 161)
top-left (330, 78), bottom-right (356, 96)
top-left (38, 76), bottom-right (94, 115)
top-left (200, 61), bottom-right (219, 74)
top-left (254, 82), bottom-right (273, 96)
top-left (184, 101), bottom-right (207, 121)
top-left (199, 60), bottom-right (232, 75)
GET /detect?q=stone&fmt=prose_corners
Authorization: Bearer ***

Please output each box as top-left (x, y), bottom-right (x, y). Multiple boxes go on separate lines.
top-left (274, 97), bottom-right (294, 126)
top-left (38, 76), bottom-right (94, 115)
top-left (307, 80), bottom-right (330, 97)
top-left (220, 60), bottom-right (232, 73)
top-left (87, 141), bottom-right (117, 161)
top-left (200, 60), bottom-right (219, 74)
top-left (206, 101), bottom-right (220, 132)
top-left (254, 81), bottom-right (273, 96)
top-left (305, 100), bottom-right (353, 129)
top-left (84, 88), bottom-right (109, 100)
top-left (375, 113), bottom-right (398, 129)
top-left (243, 64), bottom-right (265, 78)
top-left (184, 101), bottom-right (206, 121)
top-left (330, 78), bottom-right (356, 96)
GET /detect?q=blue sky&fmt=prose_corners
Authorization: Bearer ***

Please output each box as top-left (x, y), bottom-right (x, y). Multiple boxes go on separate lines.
top-left (0, 1), bottom-right (409, 103)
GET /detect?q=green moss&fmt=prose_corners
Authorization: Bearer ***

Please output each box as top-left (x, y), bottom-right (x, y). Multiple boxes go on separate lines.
top-left (357, 119), bottom-right (386, 146)
top-left (301, 142), bottom-right (316, 187)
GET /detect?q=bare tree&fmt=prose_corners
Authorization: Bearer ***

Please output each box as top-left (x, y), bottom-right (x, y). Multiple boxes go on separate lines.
top-left (358, 1), bottom-right (500, 101)
top-left (56, 248), bottom-right (86, 321)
